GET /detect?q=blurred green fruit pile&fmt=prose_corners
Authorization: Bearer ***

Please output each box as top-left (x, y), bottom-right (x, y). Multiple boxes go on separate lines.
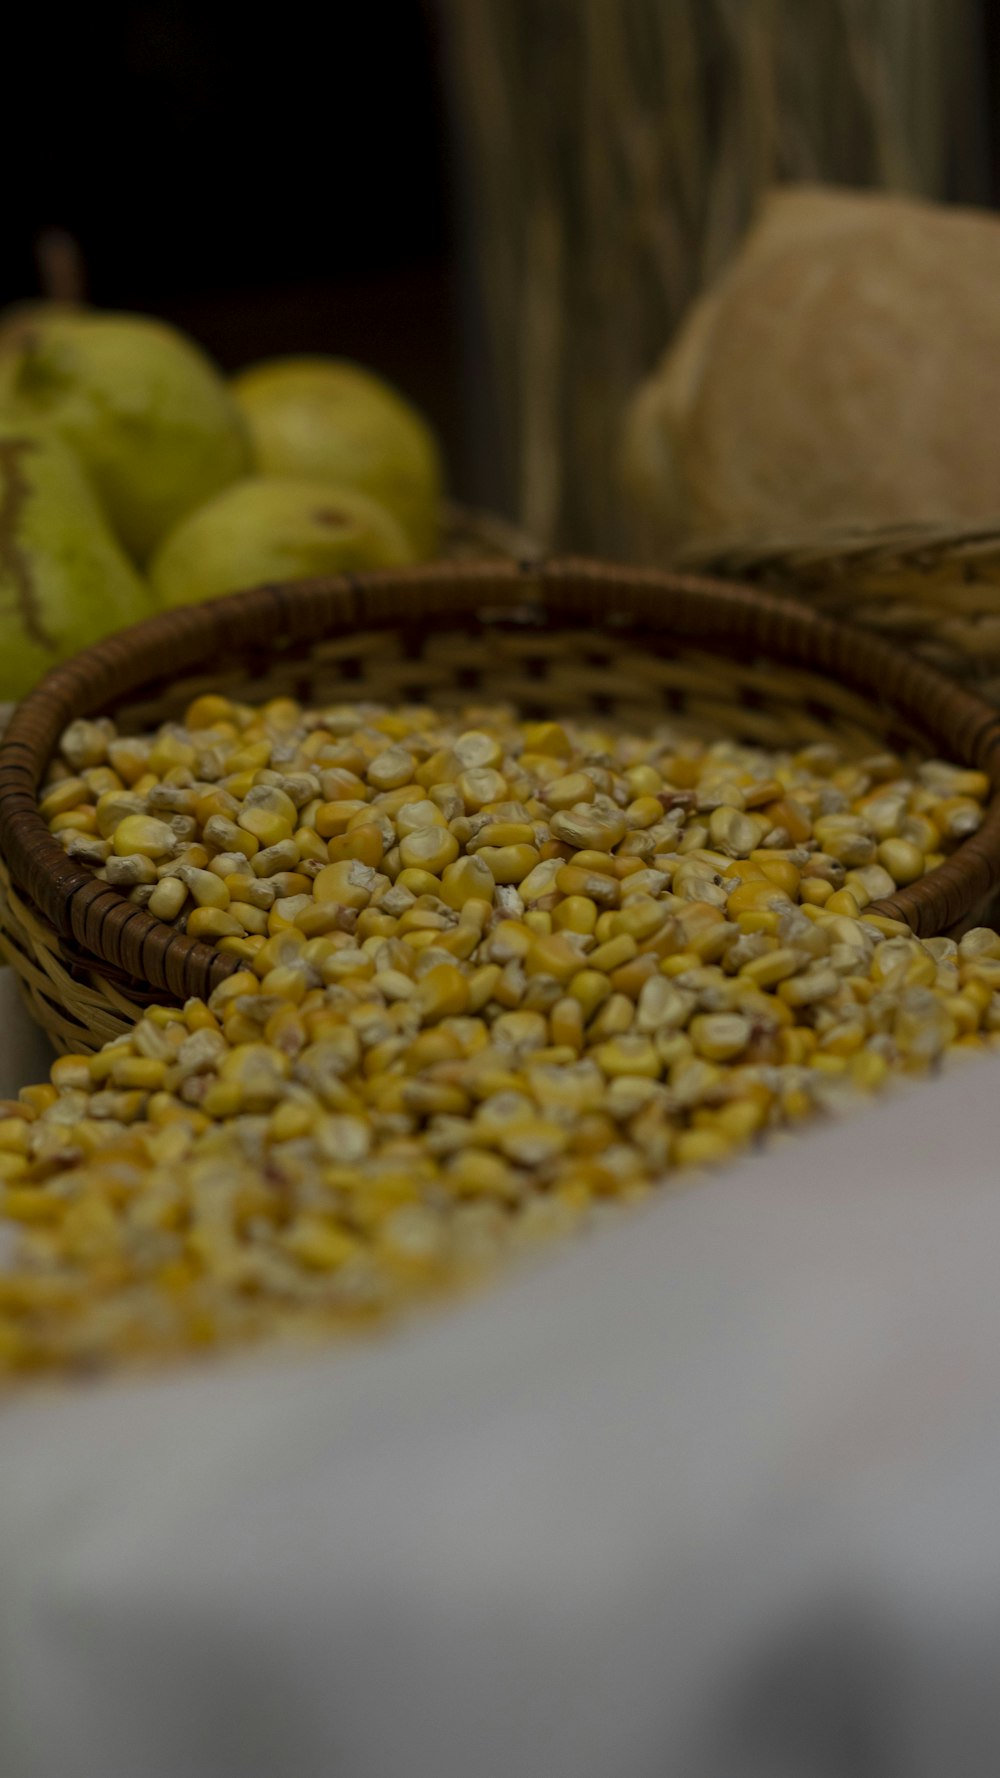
top-left (0, 306), bottom-right (444, 701)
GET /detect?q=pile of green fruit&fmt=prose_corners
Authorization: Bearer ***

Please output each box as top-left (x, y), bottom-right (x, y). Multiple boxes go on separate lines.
top-left (0, 307), bottom-right (444, 700)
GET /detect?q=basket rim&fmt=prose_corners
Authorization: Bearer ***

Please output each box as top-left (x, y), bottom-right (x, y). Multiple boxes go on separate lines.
top-left (676, 516), bottom-right (1000, 574)
top-left (3, 554), bottom-right (1000, 1006)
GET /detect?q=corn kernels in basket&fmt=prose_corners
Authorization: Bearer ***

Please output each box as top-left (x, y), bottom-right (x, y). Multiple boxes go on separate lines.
top-left (3, 701), bottom-right (995, 1383)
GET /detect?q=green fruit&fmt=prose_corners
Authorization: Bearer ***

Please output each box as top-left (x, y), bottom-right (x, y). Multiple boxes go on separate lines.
top-left (0, 309), bottom-right (251, 562)
top-left (232, 357), bottom-right (443, 557)
top-left (148, 476), bottom-right (417, 608)
top-left (0, 422), bottom-right (154, 700)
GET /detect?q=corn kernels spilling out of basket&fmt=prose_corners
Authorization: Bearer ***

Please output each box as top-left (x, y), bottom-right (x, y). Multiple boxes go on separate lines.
top-left (4, 698), bottom-right (994, 1382)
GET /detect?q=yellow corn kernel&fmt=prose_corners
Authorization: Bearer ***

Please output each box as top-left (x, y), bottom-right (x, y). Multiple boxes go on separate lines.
top-left (689, 1014), bottom-right (751, 1062)
top-left (16, 1081), bottom-right (54, 1123)
top-left (399, 928), bottom-right (445, 954)
top-left (474, 821), bottom-right (539, 850)
top-left (311, 860), bottom-right (378, 908)
top-left (2, 1179), bottom-right (62, 1213)
top-left (877, 838), bottom-right (925, 886)
top-left (569, 970), bottom-right (614, 1020)
top-left (389, 869), bottom-right (438, 900)
top-left (523, 933), bottom-right (581, 982)
top-left (778, 1029), bottom-right (816, 1065)
top-left (555, 864), bottom-right (619, 905)
top-left (824, 889), bottom-right (862, 918)
top-left (40, 777), bottom-right (90, 820)
top-left (285, 1217), bottom-right (360, 1270)
top-left (549, 997), bottom-right (585, 1051)
top-left (587, 934), bottom-right (637, 974)
top-left (312, 799), bottom-right (367, 838)
top-left (850, 1050), bottom-right (889, 1092)
top-left (148, 734), bottom-right (197, 776)
top-left (539, 771), bottom-right (594, 811)
top-left (738, 948), bottom-right (800, 988)
top-left (186, 907), bottom-right (246, 941)
top-left (810, 1054), bottom-right (848, 1076)
top-left (217, 935), bottom-right (265, 963)
top-left (494, 1117), bottom-right (567, 1168)
top-left (49, 1053), bottom-right (91, 1092)
top-left (777, 967), bottom-right (840, 1008)
top-left (673, 1128), bottom-right (732, 1169)
top-left (798, 877), bottom-right (832, 907)
top-left (448, 1152), bottom-right (517, 1198)
top-left (235, 807), bottom-right (292, 849)
top-left (625, 795), bottom-right (665, 830)
top-left (934, 797), bottom-right (983, 844)
top-left (609, 956), bottom-right (659, 1000)
top-left (50, 806), bottom-right (100, 836)
top-left (943, 993), bottom-right (983, 1036)
top-left (182, 867), bottom-right (232, 909)
top-left (725, 880), bottom-right (791, 917)
top-left (225, 901), bottom-right (267, 936)
top-left (960, 977), bottom-right (993, 1016)
top-left (761, 796), bottom-right (814, 841)
top-left (592, 1035), bottom-right (661, 1078)
top-left (204, 815), bottom-right (259, 858)
top-left (417, 965), bottom-right (470, 1023)
top-left (397, 828), bottom-right (460, 874)
top-left (148, 876), bottom-right (188, 922)
top-left (682, 910), bottom-right (733, 961)
top-left (660, 951), bottom-right (700, 978)
top-left (367, 745), bottom-right (420, 791)
top-left (714, 1100), bottom-right (767, 1144)
top-left (468, 844), bottom-right (538, 885)
top-left (819, 1022), bottom-right (866, 1057)
top-left (608, 898), bottom-right (668, 943)
top-left (184, 693), bottom-right (234, 729)
top-left (522, 721), bottom-right (572, 758)
top-left (513, 859), bottom-right (560, 905)
top-left (587, 993), bottom-right (635, 1042)
top-left (0, 1118), bottom-right (31, 1156)
top-left (465, 964), bottom-right (500, 1011)
top-left (623, 764), bottom-right (662, 798)
top-left (453, 767), bottom-right (507, 812)
top-left (108, 1054), bottom-right (168, 1091)
top-left (112, 814), bottom-right (177, 859)
top-left (324, 823), bottom-right (385, 867)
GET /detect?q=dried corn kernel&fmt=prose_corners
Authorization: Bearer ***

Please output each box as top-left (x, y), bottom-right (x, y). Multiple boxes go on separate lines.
top-left (18, 694), bottom-right (995, 1385)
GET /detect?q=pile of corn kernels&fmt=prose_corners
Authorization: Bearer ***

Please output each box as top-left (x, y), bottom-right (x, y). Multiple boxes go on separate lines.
top-left (2, 695), bottom-right (996, 1383)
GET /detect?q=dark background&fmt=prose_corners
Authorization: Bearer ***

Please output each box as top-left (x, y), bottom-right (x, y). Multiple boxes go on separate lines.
top-left (6, 3), bottom-right (1000, 523)
top-left (1, 2), bottom-right (465, 483)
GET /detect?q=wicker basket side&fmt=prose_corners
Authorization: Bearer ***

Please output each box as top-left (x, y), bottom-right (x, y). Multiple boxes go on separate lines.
top-left (679, 520), bottom-right (1000, 698)
top-left (0, 856), bottom-right (141, 1053)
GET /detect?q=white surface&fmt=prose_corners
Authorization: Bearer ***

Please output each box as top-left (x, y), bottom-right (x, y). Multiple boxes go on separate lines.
top-left (1, 982), bottom-right (999, 1776)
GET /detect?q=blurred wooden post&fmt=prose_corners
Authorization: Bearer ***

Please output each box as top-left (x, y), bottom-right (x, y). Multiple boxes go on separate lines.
top-left (34, 229), bottom-right (87, 306)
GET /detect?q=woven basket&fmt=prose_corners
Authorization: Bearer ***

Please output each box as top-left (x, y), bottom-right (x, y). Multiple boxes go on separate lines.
top-left (3, 556), bottom-right (1000, 1055)
top-left (680, 521), bottom-right (1000, 702)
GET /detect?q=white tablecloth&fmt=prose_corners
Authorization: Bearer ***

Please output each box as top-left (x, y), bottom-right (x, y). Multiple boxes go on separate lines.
top-left (1, 973), bottom-right (999, 1777)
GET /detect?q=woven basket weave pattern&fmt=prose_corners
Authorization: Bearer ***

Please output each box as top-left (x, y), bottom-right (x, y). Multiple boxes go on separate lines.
top-left (3, 555), bottom-right (1000, 1055)
top-left (682, 522), bottom-right (1000, 699)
